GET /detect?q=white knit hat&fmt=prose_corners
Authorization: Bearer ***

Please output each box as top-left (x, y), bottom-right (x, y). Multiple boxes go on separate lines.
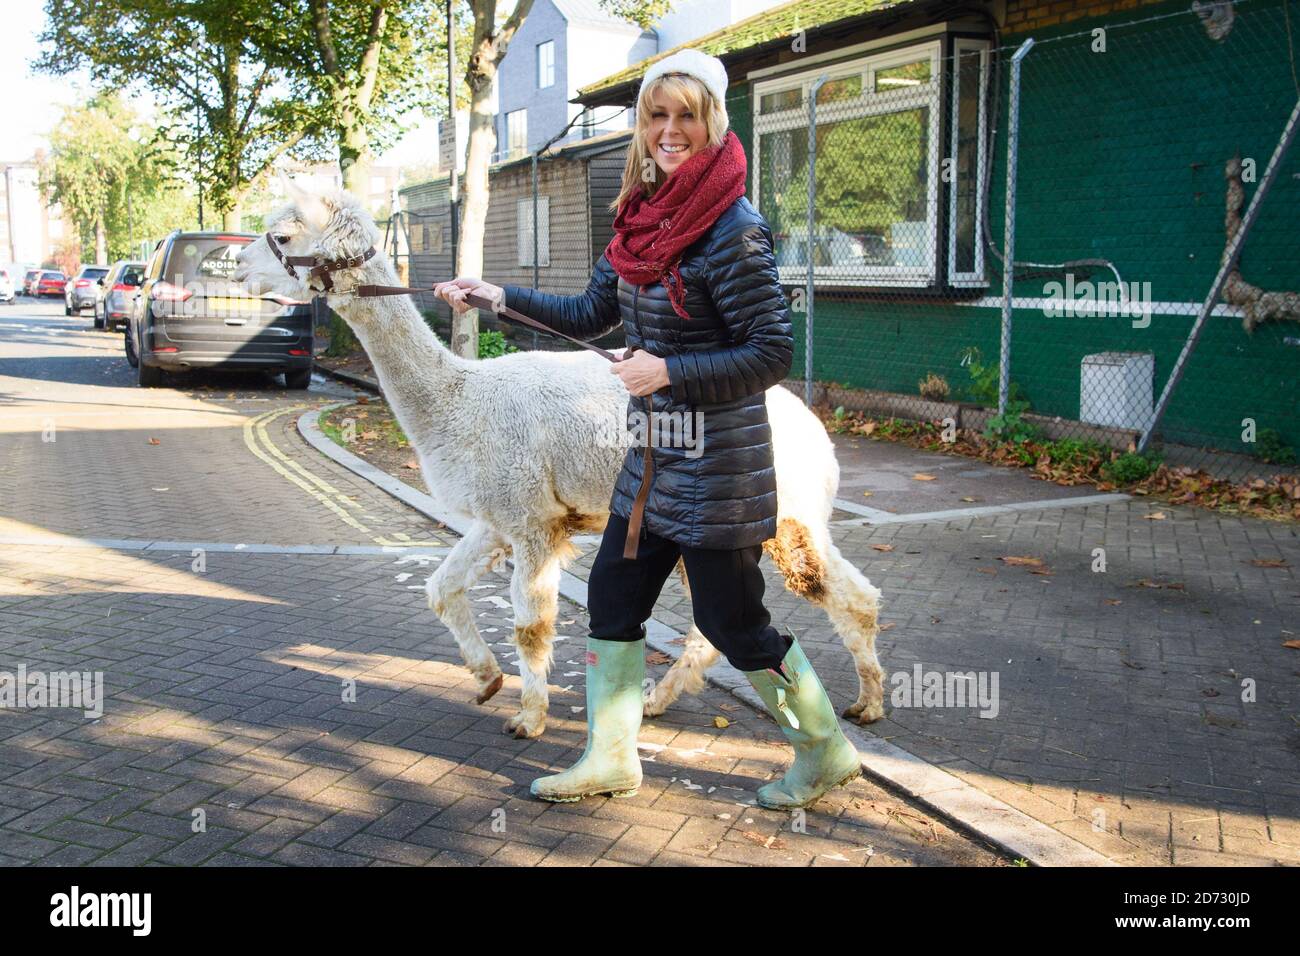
top-left (638, 48), bottom-right (729, 129)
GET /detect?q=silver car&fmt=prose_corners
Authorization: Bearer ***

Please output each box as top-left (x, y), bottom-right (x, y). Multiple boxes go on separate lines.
top-left (65, 264), bottom-right (110, 315)
top-left (95, 260), bottom-right (145, 331)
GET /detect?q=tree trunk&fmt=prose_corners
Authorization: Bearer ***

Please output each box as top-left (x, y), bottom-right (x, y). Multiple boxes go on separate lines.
top-left (94, 215), bottom-right (107, 264)
top-left (222, 201), bottom-right (242, 231)
top-left (452, 53), bottom-right (499, 359)
top-left (338, 101), bottom-right (372, 196)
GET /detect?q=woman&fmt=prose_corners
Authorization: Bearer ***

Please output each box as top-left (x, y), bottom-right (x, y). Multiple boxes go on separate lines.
top-left (433, 49), bottom-right (860, 811)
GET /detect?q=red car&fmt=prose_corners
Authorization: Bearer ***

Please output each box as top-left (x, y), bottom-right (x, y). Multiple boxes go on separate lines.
top-left (37, 271), bottom-right (67, 296)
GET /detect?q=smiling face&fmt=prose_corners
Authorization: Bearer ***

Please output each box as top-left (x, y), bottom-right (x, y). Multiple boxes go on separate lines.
top-left (643, 87), bottom-right (710, 179)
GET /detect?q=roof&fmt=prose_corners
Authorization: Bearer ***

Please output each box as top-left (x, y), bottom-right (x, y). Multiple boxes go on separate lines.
top-left (575, 0), bottom-right (916, 103)
top-left (551, 0), bottom-right (649, 33)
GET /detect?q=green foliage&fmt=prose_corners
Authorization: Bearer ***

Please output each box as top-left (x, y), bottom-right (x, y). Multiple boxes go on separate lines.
top-left (1254, 427), bottom-right (1296, 465)
top-left (982, 400), bottom-right (1040, 447)
top-left (41, 92), bottom-right (195, 262)
top-left (960, 346), bottom-right (1026, 407)
top-left (478, 330), bottom-right (519, 359)
top-left (1101, 451), bottom-right (1162, 485)
top-left (37, 0), bottom-right (332, 224)
top-left (1044, 437), bottom-right (1107, 470)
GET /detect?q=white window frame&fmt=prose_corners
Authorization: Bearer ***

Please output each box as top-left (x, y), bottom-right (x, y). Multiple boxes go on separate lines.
top-left (537, 40), bottom-right (555, 89)
top-left (506, 108), bottom-right (527, 160)
top-left (517, 196), bottom-right (550, 268)
top-left (751, 39), bottom-right (950, 289)
top-left (948, 39), bottom-right (990, 288)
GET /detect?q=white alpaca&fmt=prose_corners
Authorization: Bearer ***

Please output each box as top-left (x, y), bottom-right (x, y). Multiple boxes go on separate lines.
top-left (235, 177), bottom-right (885, 739)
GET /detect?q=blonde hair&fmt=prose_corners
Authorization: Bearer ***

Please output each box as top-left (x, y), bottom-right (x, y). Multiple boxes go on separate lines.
top-left (609, 73), bottom-right (729, 214)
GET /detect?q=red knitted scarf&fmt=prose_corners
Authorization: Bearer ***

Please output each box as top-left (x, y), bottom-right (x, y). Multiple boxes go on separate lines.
top-left (604, 129), bottom-right (747, 320)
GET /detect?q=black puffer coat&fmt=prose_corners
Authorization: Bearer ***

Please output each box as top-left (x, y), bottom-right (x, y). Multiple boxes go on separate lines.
top-left (503, 195), bottom-right (793, 550)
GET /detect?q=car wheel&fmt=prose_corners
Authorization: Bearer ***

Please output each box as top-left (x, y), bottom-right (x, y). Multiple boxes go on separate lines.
top-left (284, 368), bottom-right (312, 390)
top-left (124, 327), bottom-right (139, 368)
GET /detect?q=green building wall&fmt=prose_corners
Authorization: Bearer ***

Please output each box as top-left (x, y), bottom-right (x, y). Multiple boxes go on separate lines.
top-left (735, 0), bottom-right (1299, 456)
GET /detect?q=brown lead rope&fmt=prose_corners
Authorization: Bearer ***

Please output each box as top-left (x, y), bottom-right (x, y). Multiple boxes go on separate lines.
top-left (351, 283), bottom-right (653, 560)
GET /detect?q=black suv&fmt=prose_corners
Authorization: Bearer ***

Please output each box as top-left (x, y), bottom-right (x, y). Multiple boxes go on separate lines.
top-left (126, 231), bottom-right (314, 388)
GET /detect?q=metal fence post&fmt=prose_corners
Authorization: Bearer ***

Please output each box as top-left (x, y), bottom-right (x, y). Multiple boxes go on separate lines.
top-left (1138, 94), bottom-right (1300, 453)
top-left (805, 74), bottom-right (828, 409)
top-left (999, 39), bottom-right (1035, 416)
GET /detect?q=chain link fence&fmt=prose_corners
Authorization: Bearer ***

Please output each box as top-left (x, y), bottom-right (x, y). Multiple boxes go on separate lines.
top-left (402, 0), bottom-right (1298, 483)
top-left (750, 0), bottom-right (1299, 482)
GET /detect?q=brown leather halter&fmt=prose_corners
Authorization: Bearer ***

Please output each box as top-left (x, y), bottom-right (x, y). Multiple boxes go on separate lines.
top-left (265, 232), bottom-right (378, 292)
top-left (307, 266), bottom-right (654, 560)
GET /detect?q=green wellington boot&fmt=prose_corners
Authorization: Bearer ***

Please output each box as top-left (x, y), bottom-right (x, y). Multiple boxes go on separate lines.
top-left (744, 637), bottom-right (862, 810)
top-left (530, 636), bottom-right (645, 802)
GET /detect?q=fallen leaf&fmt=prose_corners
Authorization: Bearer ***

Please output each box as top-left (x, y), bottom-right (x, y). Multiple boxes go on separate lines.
top-left (1135, 579), bottom-right (1185, 590)
top-left (357, 395), bottom-right (370, 404)
top-left (360, 431), bottom-right (378, 441)
top-left (960, 496), bottom-right (978, 503)
top-left (1284, 640), bottom-right (1300, 650)
top-left (861, 490), bottom-right (874, 498)
top-left (739, 830), bottom-right (787, 850)
top-left (879, 622), bottom-right (896, 631)
top-left (912, 473), bottom-right (937, 481)
top-left (402, 460), bottom-right (419, 469)
top-left (1250, 559), bottom-right (1290, 569)
top-left (976, 567), bottom-right (997, 575)
top-left (1106, 599), bottom-right (1123, 606)
top-left (1028, 568), bottom-right (1053, 576)
top-left (713, 716), bottom-right (730, 729)
top-left (1144, 511), bottom-right (1167, 520)
top-left (645, 651), bottom-right (673, 665)
top-left (147, 437), bottom-right (161, 445)
top-left (1000, 556), bottom-right (1044, 568)
top-left (871, 544), bottom-right (894, 552)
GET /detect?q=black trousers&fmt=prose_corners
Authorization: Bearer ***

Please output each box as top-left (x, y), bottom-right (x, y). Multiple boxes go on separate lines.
top-left (586, 511), bottom-right (792, 672)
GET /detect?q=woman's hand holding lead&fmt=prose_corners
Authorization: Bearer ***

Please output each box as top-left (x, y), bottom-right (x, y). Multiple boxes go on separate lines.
top-left (611, 348), bottom-right (670, 397)
top-left (432, 277), bottom-right (504, 315)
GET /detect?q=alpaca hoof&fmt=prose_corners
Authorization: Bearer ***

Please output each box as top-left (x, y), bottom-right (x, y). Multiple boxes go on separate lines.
top-left (503, 713), bottom-right (544, 739)
top-left (642, 693), bottom-right (667, 718)
top-left (475, 673), bottom-right (504, 704)
top-left (845, 700), bottom-right (884, 724)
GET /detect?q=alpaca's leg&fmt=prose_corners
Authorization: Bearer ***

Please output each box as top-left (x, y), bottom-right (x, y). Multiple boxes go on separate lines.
top-left (643, 559), bottom-right (721, 716)
top-left (644, 626), bottom-right (720, 717)
top-left (502, 533), bottom-right (564, 739)
top-left (424, 521), bottom-right (510, 703)
top-left (764, 517), bottom-right (886, 724)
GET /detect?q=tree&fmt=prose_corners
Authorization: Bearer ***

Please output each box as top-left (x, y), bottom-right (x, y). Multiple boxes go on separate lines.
top-left (41, 92), bottom-right (194, 264)
top-left (38, 0), bottom-right (325, 229)
top-left (253, 1), bottom-right (443, 193)
top-left (449, 0), bottom-right (669, 358)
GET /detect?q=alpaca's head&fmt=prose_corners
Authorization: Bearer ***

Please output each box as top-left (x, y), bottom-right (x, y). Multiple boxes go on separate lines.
top-left (234, 172), bottom-right (381, 297)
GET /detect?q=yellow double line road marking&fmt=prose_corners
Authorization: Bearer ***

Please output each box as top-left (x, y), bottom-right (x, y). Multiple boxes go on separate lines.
top-left (242, 405), bottom-right (436, 548)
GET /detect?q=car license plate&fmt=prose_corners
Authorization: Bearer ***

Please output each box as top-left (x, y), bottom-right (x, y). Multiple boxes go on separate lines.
top-left (208, 297), bottom-right (263, 315)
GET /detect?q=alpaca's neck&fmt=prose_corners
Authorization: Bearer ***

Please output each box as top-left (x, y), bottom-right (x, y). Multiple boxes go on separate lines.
top-left (327, 256), bottom-right (469, 456)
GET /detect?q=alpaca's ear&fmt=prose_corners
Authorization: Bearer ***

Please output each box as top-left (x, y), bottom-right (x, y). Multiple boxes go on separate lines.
top-left (279, 169), bottom-right (307, 203)
top-left (296, 188), bottom-right (334, 233)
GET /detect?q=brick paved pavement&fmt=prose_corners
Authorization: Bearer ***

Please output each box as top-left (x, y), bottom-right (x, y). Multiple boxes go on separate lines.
top-left (0, 544), bottom-right (1001, 866)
